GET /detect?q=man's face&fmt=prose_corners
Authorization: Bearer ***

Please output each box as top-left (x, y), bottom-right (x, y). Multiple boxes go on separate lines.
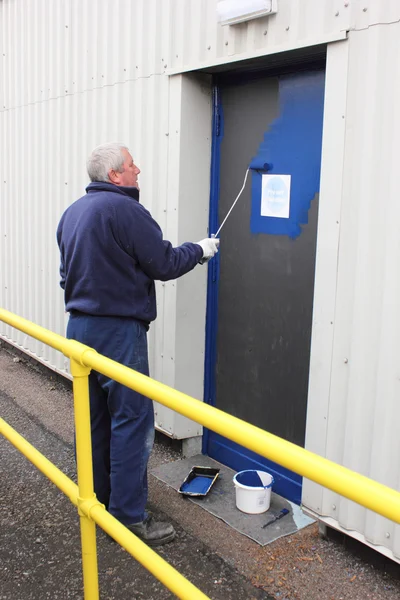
top-left (109, 149), bottom-right (141, 188)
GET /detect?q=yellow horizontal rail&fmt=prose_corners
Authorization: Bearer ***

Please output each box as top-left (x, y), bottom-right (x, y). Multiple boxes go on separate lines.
top-left (0, 417), bottom-right (209, 600)
top-left (1, 307), bottom-right (399, 525)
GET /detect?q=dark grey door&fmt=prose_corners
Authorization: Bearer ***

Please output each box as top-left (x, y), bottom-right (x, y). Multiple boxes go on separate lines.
top-left (206, 69), bottom-right (325, 503)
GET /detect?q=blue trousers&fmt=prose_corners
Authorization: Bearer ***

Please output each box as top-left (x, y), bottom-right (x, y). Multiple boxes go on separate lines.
top-left (67, 313), bottom-right (154, 525)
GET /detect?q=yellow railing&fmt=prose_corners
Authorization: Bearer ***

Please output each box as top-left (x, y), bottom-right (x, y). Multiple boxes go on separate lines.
top-left (1, 307), bottom-right (400, 600)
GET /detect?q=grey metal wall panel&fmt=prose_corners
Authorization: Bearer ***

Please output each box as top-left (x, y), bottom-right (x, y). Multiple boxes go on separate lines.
top-left (304, 22), bottom-right (400, 561)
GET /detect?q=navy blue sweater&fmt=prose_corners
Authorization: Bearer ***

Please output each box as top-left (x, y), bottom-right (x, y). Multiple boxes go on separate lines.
top-left (56, 182), bottom-right (203, 322)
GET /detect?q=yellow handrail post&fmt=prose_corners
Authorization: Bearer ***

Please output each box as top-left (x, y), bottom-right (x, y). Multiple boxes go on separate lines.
top-left (70, 356), bottom-right (99, 600)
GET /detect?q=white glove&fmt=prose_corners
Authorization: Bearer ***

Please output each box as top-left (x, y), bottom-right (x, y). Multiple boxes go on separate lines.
top-left (197, 238), bottom-right (220, 263)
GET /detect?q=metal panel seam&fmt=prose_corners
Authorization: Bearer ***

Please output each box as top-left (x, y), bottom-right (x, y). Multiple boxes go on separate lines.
top-left (0, 74), bottom-right (166, 114)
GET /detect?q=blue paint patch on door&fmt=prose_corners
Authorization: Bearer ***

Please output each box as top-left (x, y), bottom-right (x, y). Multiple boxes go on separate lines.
top-left (249, 71), bottom-right (325, 239)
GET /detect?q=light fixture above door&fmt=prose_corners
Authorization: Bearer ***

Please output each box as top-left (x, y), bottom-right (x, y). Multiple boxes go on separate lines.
top-left (217, 0), bottom-right (278, 26)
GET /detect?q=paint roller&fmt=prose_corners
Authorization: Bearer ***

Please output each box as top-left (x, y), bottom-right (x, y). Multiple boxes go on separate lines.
top-left (211, 162), bottom-right (273, 238)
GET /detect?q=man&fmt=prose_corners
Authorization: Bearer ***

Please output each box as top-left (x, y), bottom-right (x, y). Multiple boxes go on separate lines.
top-left (56, 142), bottom-right (219, 546)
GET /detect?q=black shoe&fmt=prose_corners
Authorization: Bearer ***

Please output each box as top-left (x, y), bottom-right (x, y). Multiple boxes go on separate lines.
top-left (127, 515), bottom-right (176, 546)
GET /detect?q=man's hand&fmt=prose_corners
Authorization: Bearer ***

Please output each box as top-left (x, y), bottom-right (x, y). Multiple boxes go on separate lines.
top-left (197, 238), bottom-right (220, 264)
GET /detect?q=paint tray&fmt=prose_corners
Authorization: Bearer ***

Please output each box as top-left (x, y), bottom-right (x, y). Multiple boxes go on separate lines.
top-left (178, 466), bottom-right (220, 497)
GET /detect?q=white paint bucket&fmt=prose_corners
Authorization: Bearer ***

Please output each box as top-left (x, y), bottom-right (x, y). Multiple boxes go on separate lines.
top-left (233, 470), bottom-right (274, 514)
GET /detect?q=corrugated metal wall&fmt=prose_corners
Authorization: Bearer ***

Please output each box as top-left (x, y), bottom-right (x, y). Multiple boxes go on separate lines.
top-left (0, 0), bottom-right (171, 374)
top-left (304, 19), bottom-right (400, 560)
top-left (0, 77), bottom-right (170, 371)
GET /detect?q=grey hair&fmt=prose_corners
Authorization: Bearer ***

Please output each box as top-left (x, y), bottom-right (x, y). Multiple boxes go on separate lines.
top-left (86, 142), bottom-right (128, 182)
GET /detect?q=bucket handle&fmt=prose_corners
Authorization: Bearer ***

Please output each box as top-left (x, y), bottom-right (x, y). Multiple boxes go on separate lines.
top-left (262, 476), bottom-right (274, 490)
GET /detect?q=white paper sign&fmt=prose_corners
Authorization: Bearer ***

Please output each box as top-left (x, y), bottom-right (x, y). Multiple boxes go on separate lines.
top-left (261, 174), bottom-right (291, 219)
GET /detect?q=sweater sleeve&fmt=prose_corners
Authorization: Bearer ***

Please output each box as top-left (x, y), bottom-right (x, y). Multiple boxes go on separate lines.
top-left (56, 219), bottom-right (66, 290)
top-left (117, 200), bottom-right (203, 281)
top-left (59, 256), bottom-right (66, 290)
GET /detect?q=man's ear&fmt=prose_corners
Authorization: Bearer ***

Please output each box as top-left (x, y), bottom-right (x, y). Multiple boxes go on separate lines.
top-left (108, 169), bottom-right (119, 184)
